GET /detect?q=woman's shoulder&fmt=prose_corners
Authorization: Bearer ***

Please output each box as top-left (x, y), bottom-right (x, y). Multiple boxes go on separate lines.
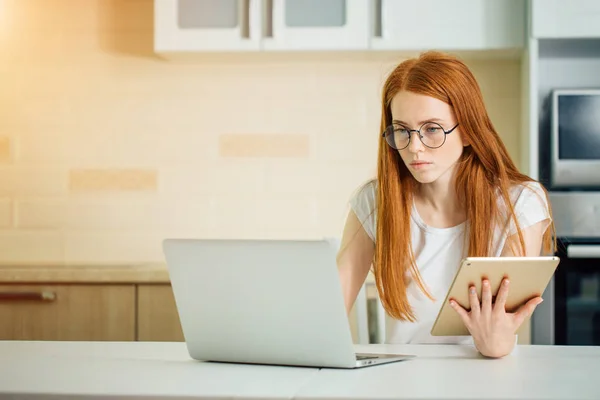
top-left (349, 179), bottom-right (377, 208)
top-left (500, 180), bottom-right (552, 233)
top-left (506, 181), bottom-right (548, 208)
top-left (348, 179), bottom-right (378, 242)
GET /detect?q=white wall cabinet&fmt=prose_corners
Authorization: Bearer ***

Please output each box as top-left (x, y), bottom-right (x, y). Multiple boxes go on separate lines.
top-left (531, 0), bottom-right (600, 38)
top-left (263, 0), bottom-right (370, 51)
top-left (372, 0), bottom-right (526, 51)
top-left (155, 0), bottom-right (526, 53)
top-left (154, 0), bottom-right (262, 52)
top-left (155, 0), bottom-right (369, 52)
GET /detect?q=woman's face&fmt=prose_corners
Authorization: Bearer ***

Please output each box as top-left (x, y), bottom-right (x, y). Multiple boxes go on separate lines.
top-left (388, 90), bottom-right (467, 184)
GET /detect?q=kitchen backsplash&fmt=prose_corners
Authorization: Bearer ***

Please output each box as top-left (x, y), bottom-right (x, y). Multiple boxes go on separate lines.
top-left (0, 0), bottom-right (523, 264)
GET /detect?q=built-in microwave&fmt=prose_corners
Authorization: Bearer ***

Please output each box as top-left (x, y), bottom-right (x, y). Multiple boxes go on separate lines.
top-left (550, 89), bottom-right (600, 190)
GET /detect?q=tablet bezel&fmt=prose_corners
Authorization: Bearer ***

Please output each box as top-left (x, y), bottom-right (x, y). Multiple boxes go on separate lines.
top-left (430, 256), bottom-right (560, 336)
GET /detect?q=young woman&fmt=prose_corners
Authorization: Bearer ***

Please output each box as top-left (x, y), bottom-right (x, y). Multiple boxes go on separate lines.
top-left (336, 51), bottom-right (555, 358)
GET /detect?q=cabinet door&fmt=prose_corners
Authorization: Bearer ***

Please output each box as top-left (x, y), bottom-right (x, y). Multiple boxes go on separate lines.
top-left (263, 0), bottom-right (370, 50)
top-left (531, 0), bottom-right (600, 38)
top-left (0, 285), bottom-right (135, 341)
top-left (137, 285), bottom-right (184, 342)
top-left (154, 0), bottom-right (261, 52)
top-left (372, 0), bottom-right (525, 50)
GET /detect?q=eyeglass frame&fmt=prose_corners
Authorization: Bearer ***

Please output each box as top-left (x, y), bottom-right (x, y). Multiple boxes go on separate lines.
top-left (382, 121), bottom-right (460, 150)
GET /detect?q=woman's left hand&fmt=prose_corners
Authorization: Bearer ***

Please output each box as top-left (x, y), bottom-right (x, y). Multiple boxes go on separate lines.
top-left (449, 278), bottom-right (543, 358)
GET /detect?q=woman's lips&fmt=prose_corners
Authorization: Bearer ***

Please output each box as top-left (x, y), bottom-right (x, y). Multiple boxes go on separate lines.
top-left (409, 161), bottom-right (432, 170)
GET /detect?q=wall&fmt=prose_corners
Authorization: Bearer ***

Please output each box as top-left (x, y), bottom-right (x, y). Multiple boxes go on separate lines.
top-left (0, 0), bottom-right (523, 264)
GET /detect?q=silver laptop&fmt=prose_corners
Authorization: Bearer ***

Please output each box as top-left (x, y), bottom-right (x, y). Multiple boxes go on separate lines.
top-left (162, 238), bottom-right (414, 369)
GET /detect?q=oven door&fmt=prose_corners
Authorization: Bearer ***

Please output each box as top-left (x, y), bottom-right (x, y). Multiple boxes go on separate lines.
top-left (554, 237), bottom-right (600, 345)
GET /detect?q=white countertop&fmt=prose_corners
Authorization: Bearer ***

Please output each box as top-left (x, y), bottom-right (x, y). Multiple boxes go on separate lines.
top-left (0, 341), bottom-right (598, 400)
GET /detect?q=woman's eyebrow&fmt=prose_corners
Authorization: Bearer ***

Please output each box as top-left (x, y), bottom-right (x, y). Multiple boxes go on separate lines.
top-left (392, 117), bottom-right (444, 125)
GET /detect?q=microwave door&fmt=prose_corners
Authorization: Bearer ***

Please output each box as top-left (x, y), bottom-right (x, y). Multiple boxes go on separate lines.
top-left (550, 89), bottom-right (600, 190)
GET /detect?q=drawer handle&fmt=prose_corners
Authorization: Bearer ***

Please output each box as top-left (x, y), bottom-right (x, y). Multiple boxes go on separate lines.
top-left (0, 291), bottom-right (56, 302)
top-left (567, 245), bottom-right (600, 259)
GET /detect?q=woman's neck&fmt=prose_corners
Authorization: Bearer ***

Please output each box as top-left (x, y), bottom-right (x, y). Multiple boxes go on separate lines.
top-left (414, 171), bottom-right (466, 228)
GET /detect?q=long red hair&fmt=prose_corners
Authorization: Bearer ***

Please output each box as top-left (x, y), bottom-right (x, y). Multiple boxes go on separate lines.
top-left (374, 51), bottom-right (555, 322)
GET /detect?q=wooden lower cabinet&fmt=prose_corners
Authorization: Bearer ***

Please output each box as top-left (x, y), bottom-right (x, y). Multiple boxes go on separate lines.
top-left (0, 284), bottom-right (136, 341)
top-left (136, 284), bottom-right (184, 342)
top-left (0, 280), bottom-right (529, 344)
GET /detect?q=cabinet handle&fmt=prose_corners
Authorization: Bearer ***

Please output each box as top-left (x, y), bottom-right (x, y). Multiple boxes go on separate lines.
top-left (567, 245), bottom-right (600, 259)
top-left (373, 0), bottom-right (382, 38)
top-left (263, 0), bottom-right (273, 38)
top-left (0, 291), bottom-right (56, 302)
top-left (240, 0), bottom-right (250, 38)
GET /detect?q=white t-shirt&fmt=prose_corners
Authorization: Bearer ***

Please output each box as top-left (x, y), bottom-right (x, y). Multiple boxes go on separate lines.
top-left (349, 179), bottom-right (552, 345)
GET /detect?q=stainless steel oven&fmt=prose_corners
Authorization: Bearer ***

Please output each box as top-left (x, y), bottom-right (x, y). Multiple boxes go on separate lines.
top-left (554, 237), bottom-right (600, 345)
top-left (532, 193), bottom-right (600, 345)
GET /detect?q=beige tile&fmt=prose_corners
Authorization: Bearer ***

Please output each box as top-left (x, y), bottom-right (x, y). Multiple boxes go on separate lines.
top-left (3, 93), bottom-right (73, 127)
top-left (0, 199), bottom-right (12, 228)
top-left (210, 194), bottom-right (320, 239)
top-left (69, 169), bottom-right (158, 192)
top-left (315, 129), bottom-right (379, 164)
top-left (58, 84), bottom-right (227, 135)
top-left (264, 102), bottom-right (368, 143)
top-left (317, 197), bottom-right (353, 239)
top-left (65, 232), bottom-right (166, 264)
top-left (16, 196), bottom-right (214, 231)
top-left (160, 162), bottom-right (265, 195)
top-left (0, 137), bottom-right (11, 163)
top-left (264, 161), bottom-right (317, 194)
top-left (138, 130), bottom-right (218, 166)
top-left (7, 64), bottom-right (80, 100)
top-left (0, 167), bottom-right (67, 196)
top-left (0, 231), bottom-right (64, 263)
top-left (258, 195), bottom-right (321, 239)
top-left (219, 134), bottom-right (310, 158)
top-left (264, 161), bottom-right (375, 196)
top-left (312, 61), bottom-right (382, 95)
top-left (209, 195), bottom-right (264, 239)
top-left (18, 128), bottom-right (218, 167)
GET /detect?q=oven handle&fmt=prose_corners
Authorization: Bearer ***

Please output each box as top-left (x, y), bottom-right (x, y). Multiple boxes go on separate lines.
top-left (566, 245), bottom-right (600, 258)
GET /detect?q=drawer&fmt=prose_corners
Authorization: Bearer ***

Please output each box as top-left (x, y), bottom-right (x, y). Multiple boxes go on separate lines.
top-left (0, 284), bottom-right (136, 341)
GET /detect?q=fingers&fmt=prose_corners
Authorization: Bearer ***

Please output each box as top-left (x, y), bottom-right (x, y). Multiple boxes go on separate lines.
top-left (468, 285), bottom-right (481, 316)
top-left (449, 299), bottom-right (471, 325)
top-left (481, 279), bottom-right (492, 314)
top-left (513, 296), bottom-right (544, 327)
top-left (494, 278), bottom-right (510, 313)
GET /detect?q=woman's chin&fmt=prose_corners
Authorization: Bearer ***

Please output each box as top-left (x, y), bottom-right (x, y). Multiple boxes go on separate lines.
top-left (409, 170), bottom-right (439, 184)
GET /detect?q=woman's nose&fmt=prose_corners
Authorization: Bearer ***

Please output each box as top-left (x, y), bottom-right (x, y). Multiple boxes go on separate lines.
top-left (406, 131), bottom-right (424, 153)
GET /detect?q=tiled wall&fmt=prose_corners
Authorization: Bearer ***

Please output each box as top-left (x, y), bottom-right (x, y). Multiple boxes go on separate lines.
top-left (0, 0), bottom-right (523, 264)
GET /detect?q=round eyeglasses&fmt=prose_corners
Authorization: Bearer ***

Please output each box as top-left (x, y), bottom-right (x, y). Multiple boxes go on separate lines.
top-left (382, 122), bottom-right (459, 150)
